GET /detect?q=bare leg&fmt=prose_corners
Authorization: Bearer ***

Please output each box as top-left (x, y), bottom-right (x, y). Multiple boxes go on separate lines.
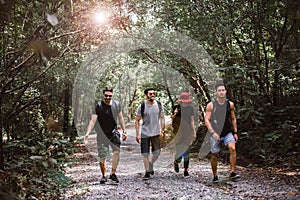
top-left (111, 151), bottom-right (120, 174)
top-left (143, 156), bottom-right (150, 171)
top-left (99, 157), bottom-right (106, 176)
top-left (151, 154), bottom-right (159, 164)
top-left (227, 142), bottom-right (236, 173)
top-left (211, 154), bottom-right (218, 177)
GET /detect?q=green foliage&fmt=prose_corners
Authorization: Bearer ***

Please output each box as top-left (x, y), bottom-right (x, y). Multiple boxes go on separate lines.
top-left (238, 106), bottom-right (300, 168)
top-left (0, 3), bottom-right (299, 200)
top-left (0, 132), bottom-right (75, 199)
top-left (122, 0), bottom-right (300, 169)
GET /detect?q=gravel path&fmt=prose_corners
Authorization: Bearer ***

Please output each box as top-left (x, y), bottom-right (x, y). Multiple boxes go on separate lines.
top-left (61, 128), bottom-right (300, 200)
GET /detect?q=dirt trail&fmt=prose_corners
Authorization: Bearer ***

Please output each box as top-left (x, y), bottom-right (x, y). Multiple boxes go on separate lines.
top-left (61, 126), bottom-right (300, 200)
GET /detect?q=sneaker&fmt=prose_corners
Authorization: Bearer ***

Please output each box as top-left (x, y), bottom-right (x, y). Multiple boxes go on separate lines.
top-left (229, 172), bottom-right (240, 179)
top-left (184, 170), bottom-right (189, 177)
top-left (143, 172), bottom-right (151, 180)
top-left (174, 161), bottom-right (179, 173)
top-left (149, 162), bottom-right (154, 175)
top-left (212, 176), bottom-right (219, 183)
top-left (100, 176), bottom-right (107, 184)
top-left (110, 173), bottom-right (119, 183)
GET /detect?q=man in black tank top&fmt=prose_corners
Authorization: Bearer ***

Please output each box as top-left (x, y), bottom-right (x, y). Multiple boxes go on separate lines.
top-left (204, 81), bottom-right (240, 183)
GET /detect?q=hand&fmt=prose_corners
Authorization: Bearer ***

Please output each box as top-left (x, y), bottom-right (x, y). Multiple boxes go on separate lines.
top-left (193, 133), bottom-right (197, 141)
top-left (212, 132), bottom-right (220, 141)
top-left (122, 133), bottom-right (127, 141)
top-left (136, 135), bottom-right (141, 143)
top-left (159, 131), bottom-right (164, 140)
top-left (234, 134), bottom-right (238, 142)
top-left (174, 108), bottom-right (178, 114)
top-left (173, 108), bottom-right (178, 117)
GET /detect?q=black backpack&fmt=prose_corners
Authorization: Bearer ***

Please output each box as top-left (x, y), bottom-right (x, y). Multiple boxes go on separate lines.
top-left (141, 100), bottom-right (162, 119)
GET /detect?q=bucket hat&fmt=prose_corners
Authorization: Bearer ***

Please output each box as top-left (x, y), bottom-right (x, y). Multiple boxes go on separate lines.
top-left (176, 92), bottom-right (192, 102)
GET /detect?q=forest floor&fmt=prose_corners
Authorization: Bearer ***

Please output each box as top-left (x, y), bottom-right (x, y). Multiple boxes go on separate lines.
top-left (60, 124), bottom-right (299, 200)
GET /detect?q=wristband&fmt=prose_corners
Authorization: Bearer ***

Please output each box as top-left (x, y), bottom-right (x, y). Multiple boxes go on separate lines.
top-left (233, 132), bottom-right (238, 135)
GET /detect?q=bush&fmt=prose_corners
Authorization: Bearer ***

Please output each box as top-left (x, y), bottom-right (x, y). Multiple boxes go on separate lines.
top-left (0, 132), bottom-right (76, 199)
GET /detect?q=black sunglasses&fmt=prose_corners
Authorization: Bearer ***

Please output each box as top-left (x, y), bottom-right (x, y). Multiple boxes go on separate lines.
top-left (104, 94), bottom-right (112, 97)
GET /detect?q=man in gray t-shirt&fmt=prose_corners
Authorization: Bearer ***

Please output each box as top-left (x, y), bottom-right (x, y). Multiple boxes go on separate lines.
top-left (135, 88), bottom-right (165, 180)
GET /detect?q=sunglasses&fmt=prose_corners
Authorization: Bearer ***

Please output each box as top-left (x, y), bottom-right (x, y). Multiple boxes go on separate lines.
top-left (104, 94), bottom-right (112, 97)
top-left (148, 92), bottom-right (156, 95)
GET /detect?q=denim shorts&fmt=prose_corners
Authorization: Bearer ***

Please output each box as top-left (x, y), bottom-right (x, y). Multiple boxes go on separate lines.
top-left (141, 135), bottom-right (161, 156)
top-left (210, 132), bottom-right (235, 154)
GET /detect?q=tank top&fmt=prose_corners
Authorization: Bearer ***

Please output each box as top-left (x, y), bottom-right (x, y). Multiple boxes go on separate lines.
top-left (211, 99), bottom-right (232, 137)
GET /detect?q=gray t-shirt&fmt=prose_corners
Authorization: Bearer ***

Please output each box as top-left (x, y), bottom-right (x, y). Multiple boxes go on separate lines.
top-left (136, 100), bottom-right (164, 138)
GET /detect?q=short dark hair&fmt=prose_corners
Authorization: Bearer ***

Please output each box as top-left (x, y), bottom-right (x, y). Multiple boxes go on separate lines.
top-left (215, 80), bottom-right (225, 90)
top-left (103, 86), bottom-right (113, 93)
top-left (144, 87), bottom-right (155, 95)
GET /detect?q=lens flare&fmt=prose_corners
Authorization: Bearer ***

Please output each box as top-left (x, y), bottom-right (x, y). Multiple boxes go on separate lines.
top-left (93, 10), bottom-right (109, 25)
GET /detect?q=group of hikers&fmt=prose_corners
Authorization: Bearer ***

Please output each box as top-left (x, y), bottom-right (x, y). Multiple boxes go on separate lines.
top-left (84, 81), bottom-right (240, 184)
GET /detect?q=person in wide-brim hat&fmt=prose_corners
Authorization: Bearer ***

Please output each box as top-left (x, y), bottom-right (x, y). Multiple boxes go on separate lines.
top-left (171, 92), bottom-right (196, 177)
top-left (176, 92), bottom-right (192, 103)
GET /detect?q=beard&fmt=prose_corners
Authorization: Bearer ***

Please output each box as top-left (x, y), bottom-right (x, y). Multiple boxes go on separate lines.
top-left (104, 98), bottom-right (111, 103)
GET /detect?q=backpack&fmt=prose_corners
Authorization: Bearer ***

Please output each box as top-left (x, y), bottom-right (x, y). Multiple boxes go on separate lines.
top-left (141, 100), bottom-right (162, 119)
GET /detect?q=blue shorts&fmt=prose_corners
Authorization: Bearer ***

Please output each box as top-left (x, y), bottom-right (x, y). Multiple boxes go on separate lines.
top-left (210, 132), bottom-right (235, 154)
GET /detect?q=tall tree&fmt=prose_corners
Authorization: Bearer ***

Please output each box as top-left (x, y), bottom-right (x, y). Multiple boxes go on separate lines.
top-left (0, 0), bottom-right (128, 170)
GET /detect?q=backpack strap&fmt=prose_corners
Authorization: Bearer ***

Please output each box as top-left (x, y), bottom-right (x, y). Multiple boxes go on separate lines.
top-left (212, 99), bottom-right (216, 115)
top-left (157, 100), bottom-right (162, 117)
top-left (141, 101), bottom-right (145, 118)
top-left (227, 100), bottom-right (230, 112)
top-left (97, 101), bottom-right (102, 109)
top-left (111, 100), bottom-right (119, 122)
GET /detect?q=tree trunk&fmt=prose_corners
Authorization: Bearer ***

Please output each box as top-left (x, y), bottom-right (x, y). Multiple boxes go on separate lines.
top-left (273, 70), bottom-right (279, 106)
top-left (0, 95), bottom-right (4, 170)
top-left (72, 87), bottom-right (80, 140)
top-left (63, 84), bottom-right (70, 138)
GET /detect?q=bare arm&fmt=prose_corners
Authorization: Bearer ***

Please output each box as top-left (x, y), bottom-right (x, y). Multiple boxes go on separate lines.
top-left (230, 101), bottom-right (238, 141)
top-left (160, 112), bottom-right (165, 131)
top-left (135, 115), bottom-right (141, 143)
top-left (118, 112), bottom-right (127, 141)
top-left (204, 102), bottom-right (219, 141)
top-left (204, 102), bottom-right (215, 134)
top-left (160, 112), bottom-right (165, 139)
top-left (84, 114), bottom-right (97, 143)
top-left (191, 115), bottom-right (197, 140)
top-left (170, 107), bottom-right (178, 119)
